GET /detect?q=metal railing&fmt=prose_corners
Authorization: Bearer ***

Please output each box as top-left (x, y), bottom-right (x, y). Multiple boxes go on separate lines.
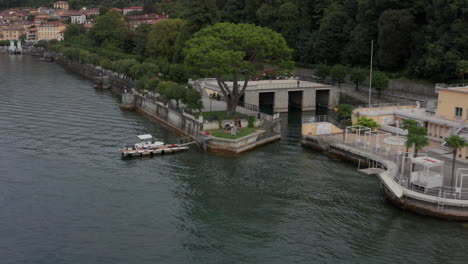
top-left (355, 102), bottom-right (416, 109)
top-left (302, 115), bottom-right (343, 129)
top-left (331, 134), bottom-right (468, 201)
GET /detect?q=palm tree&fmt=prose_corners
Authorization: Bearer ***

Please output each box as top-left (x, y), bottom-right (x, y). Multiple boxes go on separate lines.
top-left (445, 135), bottom-right (468, 188)
top-left (411, 134), bottom-right (429, 171)
top-left (403, 119), bottom-right (418, 157)
top-left (405, 135), bottom-right (415, 158)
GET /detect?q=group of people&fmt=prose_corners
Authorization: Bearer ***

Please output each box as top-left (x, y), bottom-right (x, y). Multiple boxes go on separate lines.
top-left (224, 120), bottom-right (242, 131)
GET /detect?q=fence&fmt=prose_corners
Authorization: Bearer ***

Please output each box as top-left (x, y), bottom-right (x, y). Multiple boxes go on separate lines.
top-left (302, 115), bottom-right (343, 129)
top-left (325, 131), bottom-right (468, 201)
top-left (134, 93), bottom-right (203, 138)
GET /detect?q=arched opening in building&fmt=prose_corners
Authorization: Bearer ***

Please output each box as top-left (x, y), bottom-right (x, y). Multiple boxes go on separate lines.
top-left (288, 91), bottom-right (303, 112)
top-left (259, 92), bottom-right (274, 114)
top-left (316, 89), bottom-right (330, 111)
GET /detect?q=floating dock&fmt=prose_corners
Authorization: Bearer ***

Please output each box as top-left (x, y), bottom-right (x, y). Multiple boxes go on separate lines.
top-left (121, 145), bottom-right (190, 158)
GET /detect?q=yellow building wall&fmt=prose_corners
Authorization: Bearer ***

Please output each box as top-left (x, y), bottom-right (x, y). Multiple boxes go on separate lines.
top-left (302, 123), bottom-right (343, 136)
top-left (351, 105), bottom-right (416, 124)
top-left (437, 90), bottom-right (468, 122)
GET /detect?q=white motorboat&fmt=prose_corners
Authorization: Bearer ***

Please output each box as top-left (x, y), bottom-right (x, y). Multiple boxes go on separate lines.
top-left (120, 134), bottom-right (190, 158)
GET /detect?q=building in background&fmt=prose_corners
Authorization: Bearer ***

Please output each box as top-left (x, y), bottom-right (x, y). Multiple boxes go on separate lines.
top-left (123, 6), bottom-right (143, 15)
top-left (71, 14), bottom-right (86, 24)
top-left (82, 8), bottom-right (100, 17)
top-left (128, 13), bottom-right (168, 30)
top-left (37, 7), bottom-right (49, 14)
top-left (109, 8), bottom-right (122, 13)
top-left (26, 27), bottom-right (37, 41)
top-left (54, 1), bottom-right (70, 10)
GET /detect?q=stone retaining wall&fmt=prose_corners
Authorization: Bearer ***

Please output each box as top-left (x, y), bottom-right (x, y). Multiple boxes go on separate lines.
top-left (134, 94), bottom-right (203, 138)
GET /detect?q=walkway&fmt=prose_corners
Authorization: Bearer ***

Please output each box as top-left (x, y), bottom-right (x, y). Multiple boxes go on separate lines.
top-left (321, 132), bottom-right (468, 196)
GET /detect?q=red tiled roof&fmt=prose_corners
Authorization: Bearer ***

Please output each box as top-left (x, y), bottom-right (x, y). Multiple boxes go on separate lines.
top-left (124, 6), bottom-right (143, 10)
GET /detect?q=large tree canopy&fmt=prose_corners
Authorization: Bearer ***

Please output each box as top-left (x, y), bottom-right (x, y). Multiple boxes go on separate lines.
top-left (89, 11), bottom-right (128, 47)
top-left (184, 22), bottom-right (293, 116)
top-left (146, 19), bottom-right (187, 61)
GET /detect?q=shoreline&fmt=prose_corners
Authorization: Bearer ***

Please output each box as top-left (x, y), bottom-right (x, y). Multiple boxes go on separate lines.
top-left (27, 51), bottom-right (282, 154)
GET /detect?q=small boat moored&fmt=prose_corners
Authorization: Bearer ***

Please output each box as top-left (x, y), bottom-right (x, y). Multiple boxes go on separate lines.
top-left (120, 134), bottom-right (190, 158)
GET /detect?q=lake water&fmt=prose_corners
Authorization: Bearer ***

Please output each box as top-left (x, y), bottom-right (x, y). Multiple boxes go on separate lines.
top-left (1, 54), bottom-right (467, 264)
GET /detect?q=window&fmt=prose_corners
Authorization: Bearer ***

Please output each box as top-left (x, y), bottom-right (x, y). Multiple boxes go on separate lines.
top-left (455, 107), bottom-right (463, 118)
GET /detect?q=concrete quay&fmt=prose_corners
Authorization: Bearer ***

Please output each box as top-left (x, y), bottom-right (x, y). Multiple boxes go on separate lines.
top-left (302, 133), bottom-right (468, 221)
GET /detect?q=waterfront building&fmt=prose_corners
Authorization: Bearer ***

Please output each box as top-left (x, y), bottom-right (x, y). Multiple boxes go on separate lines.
top-left (193, 79), bottom-right (340, 113)
top-left (0, 26), bottom-right (24, 40)
top-left (351, 84), bottom-right (468, 159)
top-left (123, 6), bottom-right (144, 15)
top-left (37, 22), bottom-right (67, 41)
top-left (54, 1), bottom-right (70, 10)
top-left (128, 13), bottom-right (168, 30)
top-left (26, 27), bottom-right (37, 41)
top-left (71, 14), bottom-right (86, 24)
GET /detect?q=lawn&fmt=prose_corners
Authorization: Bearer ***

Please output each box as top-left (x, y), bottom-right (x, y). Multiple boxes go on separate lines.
top-left (207, 127), bottom-right (258, 139)
top-left (195, 111), bottom-right (244, 121)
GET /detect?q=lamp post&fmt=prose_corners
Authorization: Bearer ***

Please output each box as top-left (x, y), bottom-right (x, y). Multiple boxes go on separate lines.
top-left (368, 40), bottom-right (374, 108)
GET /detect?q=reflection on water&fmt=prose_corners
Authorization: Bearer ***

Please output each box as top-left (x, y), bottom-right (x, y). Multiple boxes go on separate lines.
top-left (1, 54), bottom-right (468, 264)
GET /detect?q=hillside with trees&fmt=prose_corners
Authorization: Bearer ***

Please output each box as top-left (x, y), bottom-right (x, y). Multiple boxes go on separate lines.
top-left (2, 0), bottom-right (467, 82)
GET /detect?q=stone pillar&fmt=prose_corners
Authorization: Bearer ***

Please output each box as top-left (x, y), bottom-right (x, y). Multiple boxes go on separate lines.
top-left (120, 92), bottom-right (136, 110)
top-left (329, 87), bottom-right (340, 109)
top-left (244, 91), bottom-right (259, 108)
top-left (274, 90), bottom-right (288, 112)
top-left (302, 89), bottom-right (316, 111)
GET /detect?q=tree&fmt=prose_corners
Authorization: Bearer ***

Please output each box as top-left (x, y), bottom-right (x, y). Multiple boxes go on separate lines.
top-left (129, 62), bottom-right (159, 80)
top-left (312, 3), bottom-right (351, 64)
top-left (64, 24), bottom-right (86, 41)
top-left (372, 71), bottom-right (389, 98)
top-left (402, 119), bottom-right (419, 155)
top-left (456, 60), bottom-right (468, 83)
top-left (411, 133), bottom-right (429, 171)
top-left (445, 135), bottom-right (468, 188)
top-left (356, 116), bottom-right (379, 130)
top-left (143, 0), bottom-right (157, 14)
top-left (350, 68), bottom-right (366, 91)
top-left (337, 104), bottom-right (353, 121)
top-left (157, 81), bottom-right (180, 104)
top-left (184, 23), bottom-right (293, 117)
top-left (377, 9), bottom-right (415, 71)
top-left (256, 2), bottom-right (300, 49)
top-left (113, 59), bottom-right (138, 79)
top-left (183, 0), bottom-right (219, 35)
top-left (315, 64), bottom-right (330, 80)
top-left (89, 11), bottom-right (128, 47)
top-left (146, 19), bottom-right (187, 61)
top-left (131, 24), bottom-right (151, 56)
top-left (172, 85), bottom-right (187, 107)
top-left (222, 0), bottom-right (246, 23)
top-left (167, 64), bottom-right (190, 83)
top-left (330, 64), bottom-right (347, 87)
top-left (183, 86), bottom-right (203, 113)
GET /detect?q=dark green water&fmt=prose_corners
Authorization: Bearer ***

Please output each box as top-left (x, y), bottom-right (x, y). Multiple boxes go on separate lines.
top-left (1, 54), bottom-right (468, 264)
